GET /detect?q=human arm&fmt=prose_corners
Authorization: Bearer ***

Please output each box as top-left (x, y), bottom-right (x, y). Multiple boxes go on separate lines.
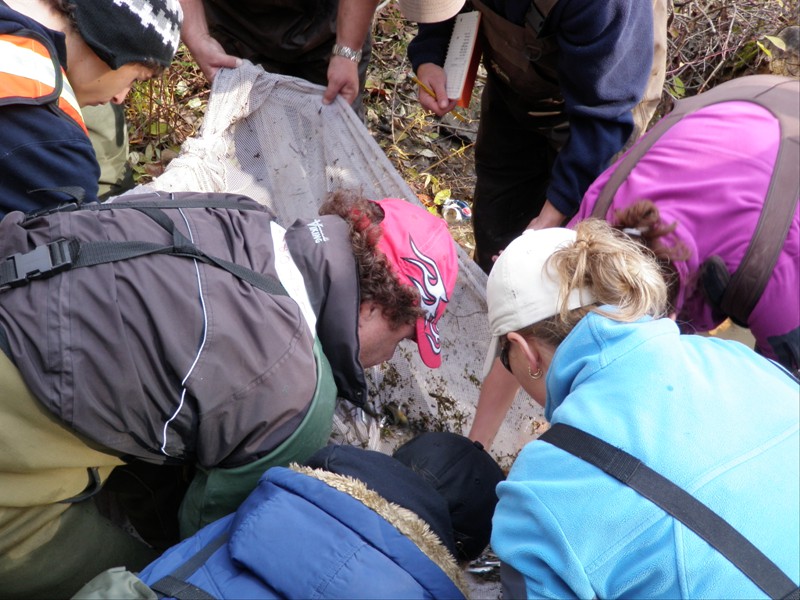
top-left (323, 0), bottom-right (379, 105)
top-left (0, 109), bottom-right (100, 215)
top-left (493, 471), bottom-right (587, 599)
top-left (526, 200), bottom-right (569, 231)
top-left (407, 19), bottom-right (459, 115)
top-left (469, 358), bottom-right (521, 449)
top-left (544, 0), bottom-right (653, 219)
top-left (178, 0), bottom-right (241, 82)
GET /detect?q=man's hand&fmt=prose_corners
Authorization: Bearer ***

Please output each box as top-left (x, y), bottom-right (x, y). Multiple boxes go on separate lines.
top-left (526, 200), bottom-right (567, 230)
top-left (415, 63), bottom-right (458, 116)
top-left (323, 0), bottom-right (379, 106)
top-left (185, 34), bottom-right (241, 82)
top-left (323, 55), bottom-right (360, 105)
top-left (179, 0), bottom-right (240, 82)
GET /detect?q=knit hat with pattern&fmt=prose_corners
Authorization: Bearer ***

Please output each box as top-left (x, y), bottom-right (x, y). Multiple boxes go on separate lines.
top-left (67, 0), bottom-right (183, 69)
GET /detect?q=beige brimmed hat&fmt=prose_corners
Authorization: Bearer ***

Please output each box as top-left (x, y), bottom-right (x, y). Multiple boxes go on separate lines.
top-left (396, 0), bottom-right (466, 23)
top-left (483, 228), bottom-right (595, 376)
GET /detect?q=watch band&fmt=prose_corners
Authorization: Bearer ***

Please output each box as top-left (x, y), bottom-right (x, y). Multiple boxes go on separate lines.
top-left (332, 43), bottom-right (362, 63)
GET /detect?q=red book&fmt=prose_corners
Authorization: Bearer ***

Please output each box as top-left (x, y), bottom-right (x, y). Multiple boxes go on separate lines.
top-left (443, 11), bottom-right (482, 109)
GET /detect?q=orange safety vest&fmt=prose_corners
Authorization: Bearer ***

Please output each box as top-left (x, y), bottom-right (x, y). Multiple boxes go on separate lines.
top-left (0, 32), bottom-right (87, 135)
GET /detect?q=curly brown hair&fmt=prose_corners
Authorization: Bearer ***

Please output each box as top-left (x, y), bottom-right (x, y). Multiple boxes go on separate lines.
top-left (319, 190), bottom-right (423, 330)
top-left (611, 200), bottom-right (691, 314)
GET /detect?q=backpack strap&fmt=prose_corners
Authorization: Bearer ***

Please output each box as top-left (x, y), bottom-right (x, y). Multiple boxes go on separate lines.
top-left (539, 423), bottom-right (799, 600)
top-left (22, 193), bottom-right (273, 221)
top-left (149, 532), bottom-right (229, 600)
top-left (0, 202), bottom-right (287, 297)
top-left (131, 204), bottom-right (288, 297)
top-left (526, 0), bottom-right (560, 35)
top-left (720, 79), bottom-right (799, 325)
top-left (591, 75), bottom-right (800, 326)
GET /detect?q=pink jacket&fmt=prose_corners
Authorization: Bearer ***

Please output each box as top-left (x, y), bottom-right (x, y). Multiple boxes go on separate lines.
top-left (572, 101), bottom-right (799, 370)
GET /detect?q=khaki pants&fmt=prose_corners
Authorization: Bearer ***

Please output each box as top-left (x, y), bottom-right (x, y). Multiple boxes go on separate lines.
top-left (629, 0), bottom-right (671, 145)
top-left (0, 353), bottom-right (156, 599)
top-left (84, 103), bottom-right (134, 200)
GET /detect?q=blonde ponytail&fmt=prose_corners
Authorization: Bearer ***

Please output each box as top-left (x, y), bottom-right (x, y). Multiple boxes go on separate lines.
top-left (520, 219), bottom-right (669, 346)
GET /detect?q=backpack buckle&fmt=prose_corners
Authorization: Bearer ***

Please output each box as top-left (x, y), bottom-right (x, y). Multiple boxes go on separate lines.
top-left (3, 239), bottom-right (74, 288)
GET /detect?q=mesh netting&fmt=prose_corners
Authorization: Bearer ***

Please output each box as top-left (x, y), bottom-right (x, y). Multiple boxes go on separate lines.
top-left (127, 62), bottom-right (543, 468)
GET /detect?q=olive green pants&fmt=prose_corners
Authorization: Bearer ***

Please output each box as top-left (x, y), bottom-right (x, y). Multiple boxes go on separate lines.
top-left (0, 353), bottom-right (157, 599)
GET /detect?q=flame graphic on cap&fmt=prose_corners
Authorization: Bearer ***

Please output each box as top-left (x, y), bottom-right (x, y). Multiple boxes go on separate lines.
top-left (403, 238), bottom-right (449, 353)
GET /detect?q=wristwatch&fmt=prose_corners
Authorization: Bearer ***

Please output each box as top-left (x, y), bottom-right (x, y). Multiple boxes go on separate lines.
top-left (332, 43), bottom-right (363, 63)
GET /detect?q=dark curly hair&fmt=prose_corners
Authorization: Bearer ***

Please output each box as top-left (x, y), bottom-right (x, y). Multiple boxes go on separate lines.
top-left (319, 190), bottom-right (423, 330)
top-left (611, 199), bottom-right (691, 314)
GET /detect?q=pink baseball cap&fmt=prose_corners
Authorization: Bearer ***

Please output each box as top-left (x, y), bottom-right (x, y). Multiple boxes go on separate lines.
top-left (375, 198), bottom-right (458, 368)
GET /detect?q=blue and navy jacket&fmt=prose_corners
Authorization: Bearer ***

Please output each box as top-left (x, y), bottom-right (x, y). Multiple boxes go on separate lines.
top-left (139, 464), bottom-right (468, 599)
top-left (0, 1), bottom-right (99, 216)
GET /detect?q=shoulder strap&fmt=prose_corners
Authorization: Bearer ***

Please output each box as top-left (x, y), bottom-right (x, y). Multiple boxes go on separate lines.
top-left (149, 532), bottom-right (229, 599)
top-left (131, 205), bottom-right (288, 297)
top-left (22, 194), bottom-right (272, 220)
top-left (526, 0), bottom-right (560, 34)
top-left (719, 78), bottom-right (799, 324)
top-left (539, 423), bottom-right (799, 600)
top-left (591, 76), bottom-right (800, 325)
top-left (0, 203), bottom-right (287, 297)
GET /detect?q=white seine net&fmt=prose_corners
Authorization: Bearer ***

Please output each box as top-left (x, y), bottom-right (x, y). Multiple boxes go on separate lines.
top-left (127, 62), bottom-right (543, 468)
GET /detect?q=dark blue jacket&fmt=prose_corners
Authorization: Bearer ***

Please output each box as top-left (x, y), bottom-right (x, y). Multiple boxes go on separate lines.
top-left (138, 465), bottom-right (467, 599)
top-left (408, 0), bottom-right (652, 217)
top-left (0, 1), bottom-right (99, 216)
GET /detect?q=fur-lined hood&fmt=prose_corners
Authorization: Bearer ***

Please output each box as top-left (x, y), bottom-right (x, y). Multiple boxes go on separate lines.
top-left (293, 464), bottom-right (470, 597)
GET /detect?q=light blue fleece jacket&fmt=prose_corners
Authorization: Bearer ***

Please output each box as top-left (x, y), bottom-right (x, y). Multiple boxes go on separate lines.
top-left (491, 312), bottom-right (799, 599)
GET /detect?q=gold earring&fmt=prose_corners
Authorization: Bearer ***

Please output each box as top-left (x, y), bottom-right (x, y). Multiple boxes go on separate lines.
top-left (528, 366), bottom-right (543, 380)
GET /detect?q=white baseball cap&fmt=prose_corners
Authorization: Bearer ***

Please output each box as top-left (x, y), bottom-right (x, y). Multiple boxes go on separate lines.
top-left (484, 228), bottom-right (595, 376)
top-left (396, 0), bottom-right (466, 23)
